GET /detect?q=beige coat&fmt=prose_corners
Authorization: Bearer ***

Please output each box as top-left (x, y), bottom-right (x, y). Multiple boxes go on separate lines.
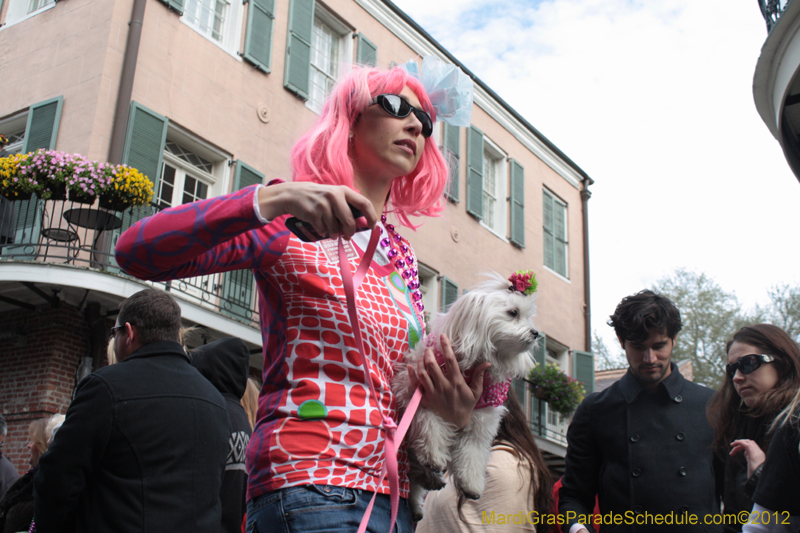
top-left (415, 442), bottom-right (537, 532)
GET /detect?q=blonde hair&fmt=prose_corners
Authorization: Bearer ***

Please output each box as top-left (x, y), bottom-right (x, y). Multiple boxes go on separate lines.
top-left (107, 337), bottom-right (117, 366)
top-left (241, 377), bottom-right (260, 430)
top-left (29, 413), bottom-right (65, 455)
top-left (28, 419), bottom-right (48, 456)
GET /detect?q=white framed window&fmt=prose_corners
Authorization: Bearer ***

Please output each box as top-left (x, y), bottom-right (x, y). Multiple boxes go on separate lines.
top-left (543, 188), bottom-right (568, 278)
top-left (155, 130), bottom-right (230, 304)
top-left (156, 128), bottom-right (230, 210)
top-left (480, 139), bottom-right (506, 237)
top-left (1, 0), bottom-right (54, 28)
top-left (181, 0), bottom-right (243, 56)
top-left (307, 6), bottom-right (352, 113)
top-left (0, 113), bottom-right (28, 246)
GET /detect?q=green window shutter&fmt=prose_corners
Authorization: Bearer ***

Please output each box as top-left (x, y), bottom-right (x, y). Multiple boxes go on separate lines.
top-left (121, 102), bottom-right (168, 194)
top-left (509, 159), bottom-right (525, 248)
top-left (442, 123), bottom-right (460, 202)
top-left (543, 190), bottom-right (554, 270)
top-left (553, 197), bottom-right (567, 277)
top-left (440, 276), bottom-right (458, 312)
top-left (220, 160), bottom-right (261, 318)
top-left (573, 350), bottom-right (594, 394)
top-left (233, 160), bottom-right (265, 190)
top-left (466, 126), bottom-right (483, 219)
top-left (5, 96), bottom-right (64, 258)
top-left (221, 268), bottom-right (255, 320)
top-left (356, 33), bottom-right (377, 67)
top-left (532, 332), bottom-right (547, 367)
top-left (243, 0), bottom-right (275, 73)
top-left (221, 160), bottom-right (263, 320)
top-left (158, 0), bottom-right (184, 15)
top-left (284, 0), bottom-right (314, 100)
top-left (1, 200), bottom-right (43, 260)
top-left (511, 377), bottom-right (526, 406)
top-left (23, 96), bottom-right (63, 152)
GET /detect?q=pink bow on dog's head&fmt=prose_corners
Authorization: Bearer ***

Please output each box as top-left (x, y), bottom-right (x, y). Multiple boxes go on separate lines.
top-left (508, 270), bottom-right (538, 296)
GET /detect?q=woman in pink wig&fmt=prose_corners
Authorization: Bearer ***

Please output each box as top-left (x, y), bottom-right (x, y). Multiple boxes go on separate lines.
top-left (115, 60), bottom-right (478, 532)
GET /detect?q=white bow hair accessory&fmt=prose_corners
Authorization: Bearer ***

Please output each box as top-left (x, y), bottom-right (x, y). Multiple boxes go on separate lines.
top-left (401, 56), bottom-right (474, 127)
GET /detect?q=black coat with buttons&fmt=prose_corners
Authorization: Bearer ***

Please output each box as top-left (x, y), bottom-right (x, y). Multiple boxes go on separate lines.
top-left (559, 363), bottom-right (724, 533)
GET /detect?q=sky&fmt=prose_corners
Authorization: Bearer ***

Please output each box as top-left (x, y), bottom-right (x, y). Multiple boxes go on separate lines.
top-left (391, 0), bottom-right (800, 349)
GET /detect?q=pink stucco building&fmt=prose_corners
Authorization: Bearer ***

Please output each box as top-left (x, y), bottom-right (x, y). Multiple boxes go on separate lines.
top-left (0, 0), bottom-right (593, 473)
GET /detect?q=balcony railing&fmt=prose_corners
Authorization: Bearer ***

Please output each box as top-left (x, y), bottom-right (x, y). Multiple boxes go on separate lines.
top-left (529, 396), bottom-right (569, 446)
top-left (760, 0), bottom-right (794, 32)
top-left (512, 378), bottom-right (570, 446)
top-left (0, 196), bottom-right (259, 325)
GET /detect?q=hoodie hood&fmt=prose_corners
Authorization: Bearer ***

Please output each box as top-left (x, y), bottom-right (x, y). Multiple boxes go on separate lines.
top-left (190, 337), bottom-right (250, 399)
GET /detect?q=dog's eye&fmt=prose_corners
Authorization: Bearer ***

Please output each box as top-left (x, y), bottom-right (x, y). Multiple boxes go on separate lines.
top-left (507, 309), bottom-right (518, 318)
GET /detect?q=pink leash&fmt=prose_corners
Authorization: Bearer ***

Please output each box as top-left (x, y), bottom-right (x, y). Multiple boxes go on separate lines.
top-left (338, 230), bottom-right (422, 533)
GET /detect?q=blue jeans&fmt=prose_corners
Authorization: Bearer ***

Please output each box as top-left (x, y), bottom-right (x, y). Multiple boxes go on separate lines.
top-left (246, 485), bottom-right (413, 533)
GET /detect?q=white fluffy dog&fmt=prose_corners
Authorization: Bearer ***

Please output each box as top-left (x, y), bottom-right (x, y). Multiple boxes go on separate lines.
top-left (392, 273), bottom-right (539, 521)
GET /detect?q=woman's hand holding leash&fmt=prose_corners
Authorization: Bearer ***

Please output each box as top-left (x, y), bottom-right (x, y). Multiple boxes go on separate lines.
top-left (258, 182), bottom-right (377, 240)
top-left (407, 334), bottom-right (491, 429)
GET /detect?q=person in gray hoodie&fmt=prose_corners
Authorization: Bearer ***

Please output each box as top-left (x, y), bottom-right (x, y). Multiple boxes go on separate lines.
top-left (191, 337), bottom-right (252, 533)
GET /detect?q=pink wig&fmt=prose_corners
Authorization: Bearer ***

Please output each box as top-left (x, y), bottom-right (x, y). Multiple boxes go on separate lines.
top-left (290, 65), bottom-right (449, 229)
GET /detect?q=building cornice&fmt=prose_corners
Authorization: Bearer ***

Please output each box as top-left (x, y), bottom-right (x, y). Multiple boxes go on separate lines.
top-left (356, 0), bottom-right (592, 189)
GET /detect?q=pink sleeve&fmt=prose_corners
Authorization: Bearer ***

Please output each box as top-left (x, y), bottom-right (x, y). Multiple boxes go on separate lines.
top-left (114, 185), bottom-right (289, 281)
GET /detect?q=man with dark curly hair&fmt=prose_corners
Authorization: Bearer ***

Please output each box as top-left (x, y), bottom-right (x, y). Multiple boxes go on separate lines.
top-left (559, 290), bottom-right (723, 533)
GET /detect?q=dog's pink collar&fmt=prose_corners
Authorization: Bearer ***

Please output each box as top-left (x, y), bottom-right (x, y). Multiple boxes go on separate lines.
top-left (463, 367), bottom-right (510, 409)
top-left (430, 340), bottom-right (510, 409)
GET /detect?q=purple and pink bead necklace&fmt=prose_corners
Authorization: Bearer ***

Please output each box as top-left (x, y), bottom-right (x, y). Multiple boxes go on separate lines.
top-left (380, 214), bottom-right (425, 323)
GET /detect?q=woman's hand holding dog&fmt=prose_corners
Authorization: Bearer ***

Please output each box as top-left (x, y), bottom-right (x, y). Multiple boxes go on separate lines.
top-left (407, 335), bottom-right (491, 429)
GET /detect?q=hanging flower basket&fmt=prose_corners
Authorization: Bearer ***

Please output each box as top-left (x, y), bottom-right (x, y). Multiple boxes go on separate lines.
top-left (98, 194), bottom-right (131, 212)
top-left (2, 190), bottom-right (34, 202)
top-left (68, 188), bottom-right (96, 205)
top-left (0, 153), bottom-right (43, 201)
top-left (0, 151), bottom-right (153, 208)
top-left (49, 183), bottom-right (67, 201)
top-left (97, 164), bottom-right (154, 209)
top-left (527, 363), bottom-right (586, 416)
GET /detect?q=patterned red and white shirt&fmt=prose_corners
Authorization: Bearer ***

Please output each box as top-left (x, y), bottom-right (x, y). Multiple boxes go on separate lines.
top-left (115, 185), bottom-right (424, 501)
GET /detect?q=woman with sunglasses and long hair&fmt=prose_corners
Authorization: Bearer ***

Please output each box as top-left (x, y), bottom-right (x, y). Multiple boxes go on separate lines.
top-left (707, 324), bottom-right (800, 532)
top-left (740, 380), bottom-right (800, 532)
top-left (115, 60), bottom-right (480, 533)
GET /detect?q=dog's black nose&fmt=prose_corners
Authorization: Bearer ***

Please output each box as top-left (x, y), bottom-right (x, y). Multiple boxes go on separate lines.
top-left (531, 328), bottom-right (539, 339)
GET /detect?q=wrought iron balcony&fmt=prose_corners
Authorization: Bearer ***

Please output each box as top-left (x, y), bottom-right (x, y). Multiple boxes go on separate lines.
top-left (760, 0), bottom-right (794, 32)
top-left (511, 378), bottom-right (570, 447)
top-left (0, 196), bottom-right (259, 325)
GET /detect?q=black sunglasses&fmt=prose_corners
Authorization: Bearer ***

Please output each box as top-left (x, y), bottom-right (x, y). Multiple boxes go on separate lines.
top-left (109, 324), bottom-right (125, 339)
top-left (370, 94), bottom-right (433, 138)
top-left (726, 354), bottom-right (775, 380)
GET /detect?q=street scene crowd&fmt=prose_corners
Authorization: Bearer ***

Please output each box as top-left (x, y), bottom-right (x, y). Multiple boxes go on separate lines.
top-left (0, 58), bottom-right (798, 533)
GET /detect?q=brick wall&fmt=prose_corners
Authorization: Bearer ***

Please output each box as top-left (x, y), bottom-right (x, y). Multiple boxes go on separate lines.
top-left (0, 304), bottom-right (95, 475)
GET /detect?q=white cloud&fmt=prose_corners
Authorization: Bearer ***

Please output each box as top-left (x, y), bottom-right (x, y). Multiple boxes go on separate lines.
top-left (393, 0), bottom-right (800, 348)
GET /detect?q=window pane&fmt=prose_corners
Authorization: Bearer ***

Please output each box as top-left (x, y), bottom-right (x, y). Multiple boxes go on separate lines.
top-left (482, 151), bottom-right (497, 230)
top-left (184, 0), bottom-right (228, 42)
top-left (165, 141), bottom-right (214, 173)
top-left (157, 164), bottom-right (177, 209)
top-left (27, 0), bottom-right (53, 14)
top-left (182, 173), bottom-right (211, 205)
top-left (309, 18), bottom-right (339, 110)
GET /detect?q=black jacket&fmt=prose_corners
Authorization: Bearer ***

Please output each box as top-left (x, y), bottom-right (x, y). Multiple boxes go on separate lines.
top-left (559, 364), bottom-right (724, 533)
top-left (190, 337), bottom-right (252, 533)
top-left (34, 341), bottom-right (229, 533)
top-left (0, 467), bottom-right (34, 533)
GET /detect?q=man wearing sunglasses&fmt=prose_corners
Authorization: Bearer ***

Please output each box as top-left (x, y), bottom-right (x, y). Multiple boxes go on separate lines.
top-left (559, 290), bottom-right (724, 533)
top-left (34, 289), bottom-right (230, 533)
